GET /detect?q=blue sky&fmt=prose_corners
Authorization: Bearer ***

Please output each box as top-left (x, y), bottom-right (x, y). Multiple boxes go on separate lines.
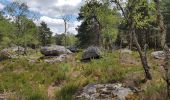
top-left (0, 0), bottom-right (83, 34)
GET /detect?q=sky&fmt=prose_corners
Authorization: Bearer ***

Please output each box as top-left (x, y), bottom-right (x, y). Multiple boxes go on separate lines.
top-left (0, 0), bottom-right (83, 34)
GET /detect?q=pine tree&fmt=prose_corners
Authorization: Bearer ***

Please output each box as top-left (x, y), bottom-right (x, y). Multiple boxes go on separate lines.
top-left (38, 21), bottom-right (52, 46)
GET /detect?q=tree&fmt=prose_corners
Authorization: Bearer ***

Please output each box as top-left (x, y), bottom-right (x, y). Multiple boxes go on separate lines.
top-left (55, 33), bottom-right (78, 46)
top-left (55, 33), bottom-right (65, 45)
top-left (0, 13), bottom-right (16, 48)
top-left (154, 0), bottom-right (170, 97)
top-left (112, 0), bottom-right (153, 80)
top-left (21, 18), bottom-right (39, 48)
top-left (58, 7), bottom-right (72, 47)
top-left (3, 1), bottom-right (37, 55)
top-left (38, 21), bottom-right (53, 46)
top-left (161, 0), bottom-right (170, 46)
top-left (77, 0), bottom-right (119, 48)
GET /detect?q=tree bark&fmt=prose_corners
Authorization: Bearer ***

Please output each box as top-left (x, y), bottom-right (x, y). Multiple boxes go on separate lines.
top-left (132, 30), bottom-right (152, 80)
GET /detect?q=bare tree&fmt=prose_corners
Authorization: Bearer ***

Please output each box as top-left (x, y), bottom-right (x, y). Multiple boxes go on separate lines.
top-left (58, 7), bottom-right (71, 47)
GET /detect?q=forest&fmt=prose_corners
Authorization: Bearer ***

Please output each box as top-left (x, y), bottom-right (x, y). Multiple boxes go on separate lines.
top-left (0, 0), bottom-right (170, 100)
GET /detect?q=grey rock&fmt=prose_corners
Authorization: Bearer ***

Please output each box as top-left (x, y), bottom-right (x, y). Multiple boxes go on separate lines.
top-left (76, 83), bottom-right (137, 100)
top-left (41, 45), bottom-right (72, 56)
top-left (67, 46), bottom-right (78, 53)
top-left (43, 54), bottom-right (67, 63)
top-left (81, 46), bottom-right (101, 61)
top-left (151, 51), bottom-right (165, 59)
top-left (0, 46), bottom-right (24, 61)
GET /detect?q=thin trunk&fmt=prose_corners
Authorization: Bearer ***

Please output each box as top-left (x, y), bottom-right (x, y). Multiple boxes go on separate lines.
top-left (132, 31), bottom-right (152, 80)
top-left (154, 36), bottom-right (157, 51)
top-left (119, 37), bottom-right (123, 64)
top-left (129, 32), bottom-right (133, 50)
top-left (64, 19), bottom-right (67, 47)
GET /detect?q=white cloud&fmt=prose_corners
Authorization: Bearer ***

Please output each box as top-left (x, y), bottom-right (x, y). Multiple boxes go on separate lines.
top-left (13, 0), bottom-right (83, 34)
top-left (34, 16), bottom-right (82, 34)
top-left (21, 0), bottom-right (82, 17)
top-left (0, 3), bottom-right (5, 10)
top-left (56, 0), bottom-right (82, 7)
top-left (27, 0), bottom-right (82, 34)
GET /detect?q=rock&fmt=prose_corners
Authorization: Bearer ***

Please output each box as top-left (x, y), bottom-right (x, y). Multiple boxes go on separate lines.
top-left (43, 54), bottom-right (67, 63)
top-left (67, 46), bottom-right (78, 53)
top-left (151, 51), bottom-right (165, 59)
top-left (0, 46), bottom-right (24, 61)
top-left (0, 50), bottom-right (11, 61)
top-left (10, 46), bottom-right (24, 53)
top-left (121, 49), bottom-right (132, 54)
top-left (76, 83), bottom-right (137, 100)
top-left (40, 45), bottom-right (72, 56)
top-left (81, 46), bottom-right (101, 61)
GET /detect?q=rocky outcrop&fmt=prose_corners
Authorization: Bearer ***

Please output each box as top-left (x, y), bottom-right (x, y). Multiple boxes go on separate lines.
top-left (81, 46), bottom-right (101, 61)
top-left (41, 45), bottom-right (72, 56)
top-left (76, 83), bottom-right (138, 100)
top-left (0, 46), bottom-right (24, 61)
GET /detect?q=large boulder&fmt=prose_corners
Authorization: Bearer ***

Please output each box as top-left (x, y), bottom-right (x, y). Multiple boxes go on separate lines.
top-left (0, 46), bottom-right (24, 61)
top-left (151, 51), bottom-right (165, 59)
top-left (40, 45), bottom-right (72, 56)
top-left (81, 46), bottom-right (101, 61)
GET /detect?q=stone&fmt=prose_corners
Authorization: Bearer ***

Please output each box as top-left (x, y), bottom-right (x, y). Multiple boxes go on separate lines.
top-left (43, 54), bottom-right (67, 63)
top-left (151, 51), bottom-right (165, 59)
top-left (67, 46), bottom-right (78, 53)
top-left (121, 49), bottom-right (132, 54)
top-left (81, 46), bottom-right (101, 61)
top-left (76, 83), bottom-right (138, 100)
top-left (41, 45), bottom-right (72, 56)
top-left (0, 46), bottom-right (24, 61)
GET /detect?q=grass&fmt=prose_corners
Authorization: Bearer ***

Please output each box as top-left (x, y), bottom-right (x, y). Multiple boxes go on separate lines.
top-left (55, 81), bottom-right (80, 100)
top-left (0, 50), bottom-right (166, 100)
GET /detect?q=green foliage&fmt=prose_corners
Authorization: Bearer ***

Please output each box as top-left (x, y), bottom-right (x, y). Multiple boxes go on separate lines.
top-left (55, 33), bottom-right (78, 46)
top-left (0, 1), bottom-right (40, 49)
top-left (0, 15), bottom-right (16, 48)
top-left (115, 0), bottom-right (162, 49)
top-left (77, 0), bottom-right (119, 48)
top-left (38, 21), bottom-right (53, 46)
top-left (161, 0), bottom-right (170, 44)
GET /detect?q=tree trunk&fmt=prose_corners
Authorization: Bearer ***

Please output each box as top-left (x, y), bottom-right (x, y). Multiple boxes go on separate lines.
top-left (129, 32), bottom-right (133, 50)
top-left (132, 31), bottom-right (152, 80)
top-left (64, 19), bottom-right (67, 47)
top-left (154, 0), bottom-right (170, 97)
top-left (164, 48), bottom-right (170, 96)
